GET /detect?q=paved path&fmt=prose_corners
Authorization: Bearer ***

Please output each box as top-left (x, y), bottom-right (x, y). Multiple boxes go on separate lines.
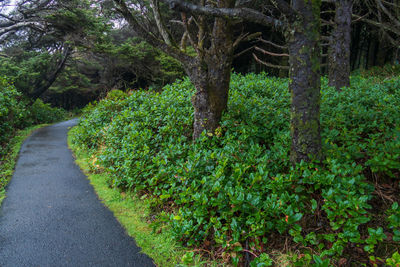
top-left (0, 119), bottom-right (155, 267)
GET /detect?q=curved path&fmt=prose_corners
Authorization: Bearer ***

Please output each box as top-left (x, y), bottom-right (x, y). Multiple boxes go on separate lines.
top-left (0, 119), bottom-right (155, 267)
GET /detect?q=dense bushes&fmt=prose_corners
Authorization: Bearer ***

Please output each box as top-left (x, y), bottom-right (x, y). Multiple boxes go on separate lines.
top-left (70, 73), bottom-right (400, 265)
top-left (0, 77), bottom-right (24, 146)
top-left (0, 76), bottom-right (66, 159)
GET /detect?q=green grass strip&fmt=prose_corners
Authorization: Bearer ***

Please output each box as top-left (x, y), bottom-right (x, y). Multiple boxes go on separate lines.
top-left (67, 128), bottom-right (186, 267)
top-left (0, 124), bottom-right (47, 206)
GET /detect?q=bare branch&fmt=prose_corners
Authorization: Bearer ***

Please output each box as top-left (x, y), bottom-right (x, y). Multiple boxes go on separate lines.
top-left (375, 0), bottom-right (400, 28)
top-left (181, 13), bottom-right (197, 51)
top-left (258, 38), bottom-right (287, 50)
top-left (234, 45), bottom-right (255, 58)
top-left (253, 53), bottom-right (289, 69)
top-left (255, 46), bottom-right (289, 57)
top-left (270, 0), bottom-right (298, 21)
top-left (233, 32), bottom-right (261, 48)
top-left (0, 21), bottom-right (44, 37)
top-left (353, 14), bottom-right (400, 36)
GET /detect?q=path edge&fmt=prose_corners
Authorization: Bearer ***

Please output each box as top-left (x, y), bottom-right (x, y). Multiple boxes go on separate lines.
top-left (0, 124), bottom-right (48, 206)
top-left (67, 125), bottom-right (186, 267)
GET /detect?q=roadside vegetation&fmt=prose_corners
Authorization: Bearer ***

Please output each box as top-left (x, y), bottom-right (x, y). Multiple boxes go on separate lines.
top-left (0, 77), bottom-right (67, 196)
top-left (69, 72), bottom-right (400, 266)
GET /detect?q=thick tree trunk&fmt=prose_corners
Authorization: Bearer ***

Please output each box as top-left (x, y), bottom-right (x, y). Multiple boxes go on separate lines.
top-left (287, 0), bottom-right (323, 163)
top-left (186, 2), bottom-right (234, 140)
top-left (188, 57), bottom-right (232, 139)
top-left (328, 0), bottom-right (352, 90)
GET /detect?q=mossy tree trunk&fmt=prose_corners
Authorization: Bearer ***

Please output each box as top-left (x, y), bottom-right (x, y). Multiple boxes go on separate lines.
top-left (186, 56), bottom-right (233, 140)
top-left (287, 0), bottom-right (323, 164)
top-left (184, 2), bottom-right (235, 140)
top-left (328, 0), bottom-right (352, 90)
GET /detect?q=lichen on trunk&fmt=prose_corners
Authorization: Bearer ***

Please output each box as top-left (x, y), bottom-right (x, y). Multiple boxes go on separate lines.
top-left (328, 0), bottom-right (352, 90)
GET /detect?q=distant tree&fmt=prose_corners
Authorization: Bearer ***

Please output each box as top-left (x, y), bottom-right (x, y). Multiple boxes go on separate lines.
top-left (353, 0), bottom-right (400, 65)
top-left (327, 0), bottom-right (353, 90)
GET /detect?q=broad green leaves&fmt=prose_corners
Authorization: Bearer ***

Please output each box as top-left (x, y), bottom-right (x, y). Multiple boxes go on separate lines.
top-left (71, 73), bottom-right (400, 265)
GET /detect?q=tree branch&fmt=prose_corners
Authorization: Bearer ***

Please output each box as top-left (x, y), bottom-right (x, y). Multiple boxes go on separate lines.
top-left (149, 0), bottom-right (176, 46)
top-left (270, 0), bottom-right (298, 22)
top-left (255, 46), bottom-right (289, 57)
top-left (258, 38), bottom-right (287, 50)
top-left (233, 32), bottom-right (261, 48)
top-left (161, 0), bottom-right (286, 29)
top-left (113, 0), bottom-right (194, 65)
top-left (353, 14), bottom-right (400, 36)
top-left (253, 53), bottom-right (289, 69)
top-left (0, 21), bottom-right (44, 37)
top-left (234, 45), bottom-right (255, 58)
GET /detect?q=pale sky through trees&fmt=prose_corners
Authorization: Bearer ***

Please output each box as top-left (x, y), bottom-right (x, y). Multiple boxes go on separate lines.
top-left (1, 0), bottom-right (16, 14)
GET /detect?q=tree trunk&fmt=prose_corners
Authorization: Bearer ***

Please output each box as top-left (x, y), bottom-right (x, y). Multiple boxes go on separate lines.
top-left (186, 2), bottom-right (234, 140)
top-left (29, 46), bottom-right (71, 100)
top-left (328, 0), bottom-right (352, 90)
top-left (287, 0), bottom-right (323, 164)
top-left (188, 57), bottom-right (232, 139)
top-left (367, 38), bottom-right (378, 69)
top-left (350, 24), bottom-right (361, 70)
top-left (376, 40), bottom-right (388, 66)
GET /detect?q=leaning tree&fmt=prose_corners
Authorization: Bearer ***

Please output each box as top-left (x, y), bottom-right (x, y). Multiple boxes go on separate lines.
top-left (0, 0), bottom-right (108, 100)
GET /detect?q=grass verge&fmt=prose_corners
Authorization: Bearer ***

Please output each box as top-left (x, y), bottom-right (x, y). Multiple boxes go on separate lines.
top-left (0, 124), bottom-right (47, 206)
top-left (67, 128), bottom-right (186, 267)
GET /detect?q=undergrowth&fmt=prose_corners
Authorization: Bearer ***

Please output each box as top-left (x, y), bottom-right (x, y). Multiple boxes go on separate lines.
top-left (70, 72), bottom-right (400, 266)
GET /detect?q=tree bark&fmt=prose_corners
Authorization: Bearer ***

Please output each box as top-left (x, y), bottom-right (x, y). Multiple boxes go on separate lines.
top-left (328, 0), bottom-right (352, 90)
top-left (287, 0), bottom-right (323, 163)
top-left (187, 57), bottom-right (232, 140)
top-left (185, 3), bottom-right (234, 139)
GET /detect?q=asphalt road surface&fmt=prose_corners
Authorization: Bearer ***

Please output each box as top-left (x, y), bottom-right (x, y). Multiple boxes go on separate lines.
top-left (0, 119), bottom-right (155, 267)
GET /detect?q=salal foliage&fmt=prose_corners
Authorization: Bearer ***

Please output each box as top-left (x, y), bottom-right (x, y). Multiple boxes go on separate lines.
top-left (71, 73), bottom-right (400, 265)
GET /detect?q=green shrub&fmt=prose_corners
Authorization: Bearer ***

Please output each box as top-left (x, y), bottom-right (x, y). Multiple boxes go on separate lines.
top-left (0, 76), bottom-right (67, 159)
top-left (0, 77), bottom-right (24, 145)
top-left (71, 73), bottom-right (400, 265)
top-left (27, 99), bottom-right (67, 125)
